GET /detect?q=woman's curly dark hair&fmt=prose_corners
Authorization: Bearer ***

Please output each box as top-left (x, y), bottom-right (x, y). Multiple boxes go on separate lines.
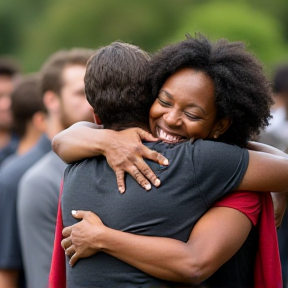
top-left (148, 34), bottom-right (273, 147)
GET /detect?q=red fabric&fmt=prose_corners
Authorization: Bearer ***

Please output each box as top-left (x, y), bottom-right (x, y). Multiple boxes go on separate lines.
top-left (49, 181), bottom-right (66, 288)
top-left (213, 192), bottom-right (282, 288)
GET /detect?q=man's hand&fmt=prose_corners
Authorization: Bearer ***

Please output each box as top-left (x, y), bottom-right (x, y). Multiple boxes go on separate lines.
top-left (61, 210), bottom-right (105, 267)
top-left (103, 128), bottom-right (169, 193)
top-left (271, 192), bottom-right (288, 227)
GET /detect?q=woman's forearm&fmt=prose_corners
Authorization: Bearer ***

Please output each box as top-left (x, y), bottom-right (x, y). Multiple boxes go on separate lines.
top-left (52, 123), bottom-right (112, 163)
top-left (95, 207), bottom-right (251, 284)
top-left (98, 226), bottom-right (203, 284)
top-left (247, 141), bottom-right (288, 158)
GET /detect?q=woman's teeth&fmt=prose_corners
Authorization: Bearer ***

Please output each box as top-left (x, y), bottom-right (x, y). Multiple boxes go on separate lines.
top-left (157, 128), bottom-right (182, 143)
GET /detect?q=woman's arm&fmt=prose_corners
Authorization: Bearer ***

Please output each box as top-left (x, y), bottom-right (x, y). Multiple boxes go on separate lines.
top-left (62, 206), bottom-right (252, 284)
top-left (238, 147), bottom-right (288, 192)
top-left (246, 141), bottom-right (288, 225)
top-left (52, 122), bottom-right (169, 192)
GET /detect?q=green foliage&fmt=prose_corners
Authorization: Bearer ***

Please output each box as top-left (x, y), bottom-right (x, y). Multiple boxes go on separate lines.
top-left (16, 0), bottom-right (191, 72)
top-left (166, 1), bottom-right (288, 72)
top-left (1, 0), bottom-right (288, 73)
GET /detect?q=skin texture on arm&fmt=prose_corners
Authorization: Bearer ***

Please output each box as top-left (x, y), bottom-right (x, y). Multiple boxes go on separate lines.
top-left (0, 270), bottom-right (19, 288)
top-left (239, 149), bottom-right (288, 192)
top-left (62, 207), bottom-right (252, 284)
top-left (52, 123), bottom-right (168, 193)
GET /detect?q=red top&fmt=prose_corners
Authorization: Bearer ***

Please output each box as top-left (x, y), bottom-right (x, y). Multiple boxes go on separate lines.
top-left (213, 191), bottom-right (282, 288)
top-left (49, 189), bottom-right (282, 288)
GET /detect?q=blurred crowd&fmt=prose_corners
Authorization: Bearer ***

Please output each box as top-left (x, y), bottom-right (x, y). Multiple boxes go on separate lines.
top-left (0, 50), bottom-right (95, 288)
top-left (0, 49), bottom-right (287, 288)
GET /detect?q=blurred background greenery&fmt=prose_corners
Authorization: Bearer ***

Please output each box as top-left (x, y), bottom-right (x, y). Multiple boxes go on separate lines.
top-left (1, 0), bottom-right (288, 74)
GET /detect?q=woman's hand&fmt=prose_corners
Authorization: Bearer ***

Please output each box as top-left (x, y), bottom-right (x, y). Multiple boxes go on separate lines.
top-left (103, 128), bottom-right (169, 193)
top-left (61, 210), bottom-right (105, 267)
top-left (53, 123), bottom-right (169, 193)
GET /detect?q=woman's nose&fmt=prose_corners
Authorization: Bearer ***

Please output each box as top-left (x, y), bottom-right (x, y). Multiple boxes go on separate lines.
top-left (163, 110), bottom-right (182, 127)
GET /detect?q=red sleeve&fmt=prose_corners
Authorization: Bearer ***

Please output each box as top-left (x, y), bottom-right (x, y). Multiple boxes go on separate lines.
top-left (49, 180), bottom-right (66, 288)
top-left (212, 191), bottom-right (261, 226)
top-left (213, 191), bottom-right (282, 288)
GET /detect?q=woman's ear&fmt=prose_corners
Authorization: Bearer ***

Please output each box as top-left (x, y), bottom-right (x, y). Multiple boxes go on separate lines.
top-left (213, 117), bottom-right (232, 139)
top-left (93, 113), bottom-right (102, 125)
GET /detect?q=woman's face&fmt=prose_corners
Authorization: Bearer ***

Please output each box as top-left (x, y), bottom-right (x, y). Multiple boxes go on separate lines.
top-left (149, 68), bottom-right (223, 142)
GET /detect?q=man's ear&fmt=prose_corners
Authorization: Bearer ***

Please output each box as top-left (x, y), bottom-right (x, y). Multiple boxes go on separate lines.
top-left (213, 117), bottom-right (232, 139)
top-left (43, 91), bottom-right (60, 113)
top-left (93, 113), bottom-right (102, 125)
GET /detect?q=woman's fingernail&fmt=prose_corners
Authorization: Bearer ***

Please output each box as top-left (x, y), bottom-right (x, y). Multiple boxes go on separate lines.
top-left (145, 183), bottom-right (151, 190)
top-left (119, 187), bottom-right (125, 193)
top-left (163, 159), bottom-right (169, 165)
top-left (72, 210), bottom-right (77, 215)
top-left (154, 179), bottom-right (161, 186)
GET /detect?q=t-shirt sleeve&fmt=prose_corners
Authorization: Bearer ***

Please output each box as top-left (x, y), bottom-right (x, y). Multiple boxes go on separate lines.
top-left (212, 192), bottom-right (261, 226)
top-left (192, 139), bottom-right (249, 207)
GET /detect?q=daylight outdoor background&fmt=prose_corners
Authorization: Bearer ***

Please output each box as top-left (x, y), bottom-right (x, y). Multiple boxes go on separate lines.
top-left (1, 0), bottom-right (288, 75)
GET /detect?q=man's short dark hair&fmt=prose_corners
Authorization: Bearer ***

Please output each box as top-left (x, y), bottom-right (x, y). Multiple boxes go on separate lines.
top-left (41, 48), bottom-right (95, 96)
top-left (11, 73), bottom-right (46, 137)
top-left (85, 42), bottom-right (154, 129)
top-left (149, 34), bottom-right (273, 147)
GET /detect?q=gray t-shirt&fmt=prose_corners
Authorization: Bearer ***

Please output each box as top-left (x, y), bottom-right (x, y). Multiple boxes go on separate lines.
top-left (62, 139), bottom-right (249, 288)
top-left (0, 134), bottom-right (51, 288)
top-left (18, 151), bottom-right (67, 288)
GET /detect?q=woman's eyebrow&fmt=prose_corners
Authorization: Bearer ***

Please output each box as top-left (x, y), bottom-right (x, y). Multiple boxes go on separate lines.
top-left (159, 89), bottom-right (173, 99)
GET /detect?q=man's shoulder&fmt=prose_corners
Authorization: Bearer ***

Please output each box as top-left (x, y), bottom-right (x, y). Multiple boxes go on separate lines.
top-left (21, 151), bottom-right (66, 188)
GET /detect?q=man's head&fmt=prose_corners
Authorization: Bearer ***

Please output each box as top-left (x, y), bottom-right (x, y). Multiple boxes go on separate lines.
top-left (0, 57), bottom-right (21, 131)
top-left (11, 73), bottom-right (46, 138)
top-left (85, 42), bottom-right (154, 130)
top-left (40, 49), bottom-right (95, 129)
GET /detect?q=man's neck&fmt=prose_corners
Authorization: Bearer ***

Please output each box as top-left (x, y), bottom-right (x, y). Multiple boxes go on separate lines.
top-left (45, 117), bottom-right (65, 141)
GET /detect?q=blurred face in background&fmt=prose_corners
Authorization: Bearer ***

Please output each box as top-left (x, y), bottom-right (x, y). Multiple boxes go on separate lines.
top-left (0, 75), bottom-right (15, 130)
top-left (59, 65), bottom-right (94, 128)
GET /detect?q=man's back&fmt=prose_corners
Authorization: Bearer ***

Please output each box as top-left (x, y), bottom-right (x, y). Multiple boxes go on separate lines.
top-left (62, 139), bottom-right (249, 287)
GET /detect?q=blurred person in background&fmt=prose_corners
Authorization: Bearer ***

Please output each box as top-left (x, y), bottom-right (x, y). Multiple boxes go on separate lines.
top-left (258, 64), bottom-right (288, 151)
top-left (1, 73), bottom-right (47, 168)
top-left (0, 72), bottom-right (51, 288)
top-left (0, 57), bottom-right (21, 166)
top-left (258, 64), bottom-right (288, 288)
top-left (17, 48), bottom-right (95, 288)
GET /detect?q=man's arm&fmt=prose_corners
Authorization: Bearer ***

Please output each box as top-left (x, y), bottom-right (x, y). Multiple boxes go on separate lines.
top-left (62, 206), bottom-right (252, 284)
top-left (52, 123), bottom-right (168, 193)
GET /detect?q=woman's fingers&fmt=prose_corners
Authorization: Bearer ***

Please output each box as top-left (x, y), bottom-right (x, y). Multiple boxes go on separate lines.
top-left (61, 237), bottom-right (72, 250)
top-left (65, 245), bottom-right (76, 258)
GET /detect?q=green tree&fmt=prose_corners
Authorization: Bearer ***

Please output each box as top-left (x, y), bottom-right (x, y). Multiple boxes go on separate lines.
top-left (16, 0), bottom-right (191, 71)
top-left (166, 1), bottom-right (288, 72)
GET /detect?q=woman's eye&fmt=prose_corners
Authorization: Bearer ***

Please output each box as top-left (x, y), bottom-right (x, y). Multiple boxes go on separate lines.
top-left (158, 97), bottom-right (171, 107)
top-left (185, 112), bottom-right (200, 120)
